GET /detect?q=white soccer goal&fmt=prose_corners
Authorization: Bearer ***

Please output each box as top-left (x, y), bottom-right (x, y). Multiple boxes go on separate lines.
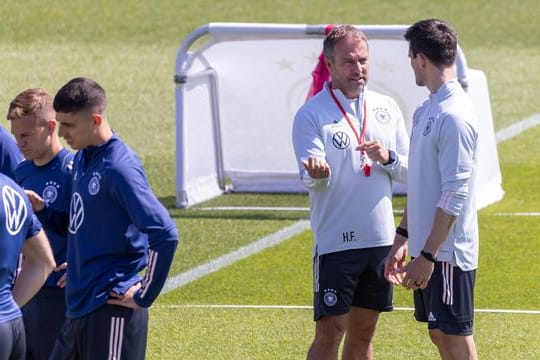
top-left (174, 23), bottom-right (504, 208)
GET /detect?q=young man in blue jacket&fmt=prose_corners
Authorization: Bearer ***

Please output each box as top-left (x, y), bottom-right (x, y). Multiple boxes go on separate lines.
top-left (8, 88), bottom-right (72, 360)
top-left (49, 77), bottom-right (179, 359)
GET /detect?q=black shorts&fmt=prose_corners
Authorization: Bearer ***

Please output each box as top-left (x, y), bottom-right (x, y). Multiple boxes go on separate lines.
top-left (0, 317), bottom-right (25, 360)
top-left (414, 261), bottom-right (476, 336)
top-left (22, 287), bottom-right (66, 360)
top-left (313, 246), bottom-right (393, 321)
top-left (50, 304), bottom-right (148, 360)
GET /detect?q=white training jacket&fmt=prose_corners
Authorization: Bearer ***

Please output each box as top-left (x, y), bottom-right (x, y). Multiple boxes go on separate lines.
top-left (407, 79), bottom-right (479, 271)
top-left (292, 83), bottom-right (409, 256)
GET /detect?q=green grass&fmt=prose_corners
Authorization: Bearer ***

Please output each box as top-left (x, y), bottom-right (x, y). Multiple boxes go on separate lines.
top-left (1, 0), bottom-right (539, 359)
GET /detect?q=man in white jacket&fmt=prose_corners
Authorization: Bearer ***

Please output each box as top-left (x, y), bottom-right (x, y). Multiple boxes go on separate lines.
top-left (292, 24), bottom-right (409, 360)
top-left (385, 19), bottom-right (479, 360)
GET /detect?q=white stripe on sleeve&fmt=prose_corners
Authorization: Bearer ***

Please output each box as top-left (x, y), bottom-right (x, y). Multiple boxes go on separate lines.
top-left (140, 249), bottom-right (158, 298)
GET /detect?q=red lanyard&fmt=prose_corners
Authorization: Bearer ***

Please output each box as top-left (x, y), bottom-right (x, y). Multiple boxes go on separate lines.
top-left (329, 87), bottom-right (367, 145)
top-left (329, 87), bottom-right (371, 176)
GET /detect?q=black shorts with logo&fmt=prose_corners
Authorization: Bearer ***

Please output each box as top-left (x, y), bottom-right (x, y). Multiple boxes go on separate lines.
top-left (313, 246), bottom-right (393, 321)
top-left (414, 261), bottom-right (476, 336)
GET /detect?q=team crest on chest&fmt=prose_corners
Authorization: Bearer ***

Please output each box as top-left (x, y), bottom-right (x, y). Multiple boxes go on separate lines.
top-left (374, 107), bottom-right (391, 125)
top-left (423, 117), bottom-right (435, 136)
top-left (42, 181), bottom-right (59, 206)
top-left (88, 172), bottom-right (102, 195)
top-left (332, 131), bottom-right (350, 149)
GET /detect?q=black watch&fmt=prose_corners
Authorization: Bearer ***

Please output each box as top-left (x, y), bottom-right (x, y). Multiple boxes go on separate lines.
top-left (420, 250), bottom-right (436, 263)
top-left (383, 150), bottom-right (396, 165)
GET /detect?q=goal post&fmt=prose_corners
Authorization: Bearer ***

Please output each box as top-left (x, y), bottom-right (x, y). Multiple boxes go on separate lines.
top-left (174, 23), bottom-right (503, 208)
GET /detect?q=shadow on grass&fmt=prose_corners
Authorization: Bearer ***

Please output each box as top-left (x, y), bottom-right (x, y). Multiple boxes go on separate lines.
top-left (158, 195), bottom-right (310, 221)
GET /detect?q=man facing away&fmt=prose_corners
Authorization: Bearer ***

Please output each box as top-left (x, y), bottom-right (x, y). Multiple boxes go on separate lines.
top-left (0, 172), bottom-right (56, 359)
top-left (292, 25), bottom-right (409, 359)
top-left (7, 88), bottom-right (72, 360)
top-left (49, 77), bottom-right (179, 360)
top-left (385, 19), bottom-right (479, 360)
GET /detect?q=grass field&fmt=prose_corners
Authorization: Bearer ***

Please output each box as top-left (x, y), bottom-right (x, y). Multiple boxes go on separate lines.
top-left (1, 0), bottom-right (539, 359)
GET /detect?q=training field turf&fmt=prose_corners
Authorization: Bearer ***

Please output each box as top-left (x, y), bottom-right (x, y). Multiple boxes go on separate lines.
top-left (1, 0), bottom-right (539, 359)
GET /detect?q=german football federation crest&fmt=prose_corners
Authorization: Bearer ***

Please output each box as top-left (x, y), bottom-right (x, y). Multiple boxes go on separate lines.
top-left (374, 107), bottom-right (391, 125)
top-left (42, 181), bottom-right (59, 206)
top-left (2, 185), bottom-right (27, 235)
top-left (323, 288), bottom-right (338, 307)
top-left (423, 117), bottom-right (435, 136)
top-left (88, 172), bottom-right (101, 195)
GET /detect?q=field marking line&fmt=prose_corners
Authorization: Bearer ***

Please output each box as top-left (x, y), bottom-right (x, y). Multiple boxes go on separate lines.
top-left (495, 113), bottom-right (540, 143)
top-left (198, 206), bottom-right (540, 216)
top-left (156, 304), bottom-right (540, 315)
top-left (198, 206), bottom-right (404, 215)
top-left (199, 206), bottom-right (309, 211)
top-left (493, 212), bottom-right (540, 216)
top-left (161, 220), bottom-right (310, 294)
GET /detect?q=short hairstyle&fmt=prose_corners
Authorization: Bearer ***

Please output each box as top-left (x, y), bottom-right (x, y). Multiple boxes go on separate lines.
top-left (404, 19), bottom-right (458, 67)
top-left (323, 24), bottom-right (369, 61)
top-left (7, 88), bottom-right (55, 124)
top-left (53, 77), bottom-right (107, 114)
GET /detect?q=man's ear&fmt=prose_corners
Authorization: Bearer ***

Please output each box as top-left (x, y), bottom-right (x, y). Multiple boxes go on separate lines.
top-left (418, 53), bottom-right (428, 68)
top-left (47, 119), bottom-right (57, 134)
top-left (325, 58), bottom-right (333, 71)
top-left (91, 113), bottom-right (103, 127)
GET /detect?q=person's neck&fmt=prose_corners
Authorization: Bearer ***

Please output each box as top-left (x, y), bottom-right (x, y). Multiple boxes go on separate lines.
top-left (33, 140), bottom-right (63, 167)
top-left (330, 83), bottom-right (361, 99)
top-left (426, 66), bottom-right (455, 93)
top-left (90, 127), bottom-right (114, 147)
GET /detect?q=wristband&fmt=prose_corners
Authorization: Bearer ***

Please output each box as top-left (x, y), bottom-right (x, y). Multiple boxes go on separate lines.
top-left (420, 250), bottom-right (436, 263)
top-left (395, 226), bottom-right (408, 239)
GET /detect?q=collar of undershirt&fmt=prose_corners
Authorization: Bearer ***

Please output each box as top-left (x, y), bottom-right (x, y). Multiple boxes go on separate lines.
top-left (326, 84), bottom-right (366, 119)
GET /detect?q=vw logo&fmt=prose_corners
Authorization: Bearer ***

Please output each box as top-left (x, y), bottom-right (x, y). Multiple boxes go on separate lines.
top-left (2, 185), bottom-right (27, 235)
top-left (332, 131), bottom-right (350, 149)
top-left (69, 192), bottom-right (85, 234)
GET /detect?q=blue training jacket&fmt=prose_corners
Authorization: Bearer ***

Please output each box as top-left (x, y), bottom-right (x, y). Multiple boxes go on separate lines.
top-left (0, 174), bottom-right (42, 323)
top-left (66, 134), bottom-right (178, 318)
top-left (15, 148), bottom-right (72, 287)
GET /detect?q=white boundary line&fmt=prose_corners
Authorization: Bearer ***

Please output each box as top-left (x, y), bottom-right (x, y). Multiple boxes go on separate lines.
top-left (495, 113), bottom-right (540, 143)
top-left (198, 206), bottom-right (405, 215)
top-left (199, 206), bottom-right (309, 211)
top-left (161, 220), bottom-right (310, 294)
top-left (198, 206), bottom-right (540, 216)
top-left (493, 212), bottom-right (540, 216)
top-left (156, 304), bottom-right (540, 315)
